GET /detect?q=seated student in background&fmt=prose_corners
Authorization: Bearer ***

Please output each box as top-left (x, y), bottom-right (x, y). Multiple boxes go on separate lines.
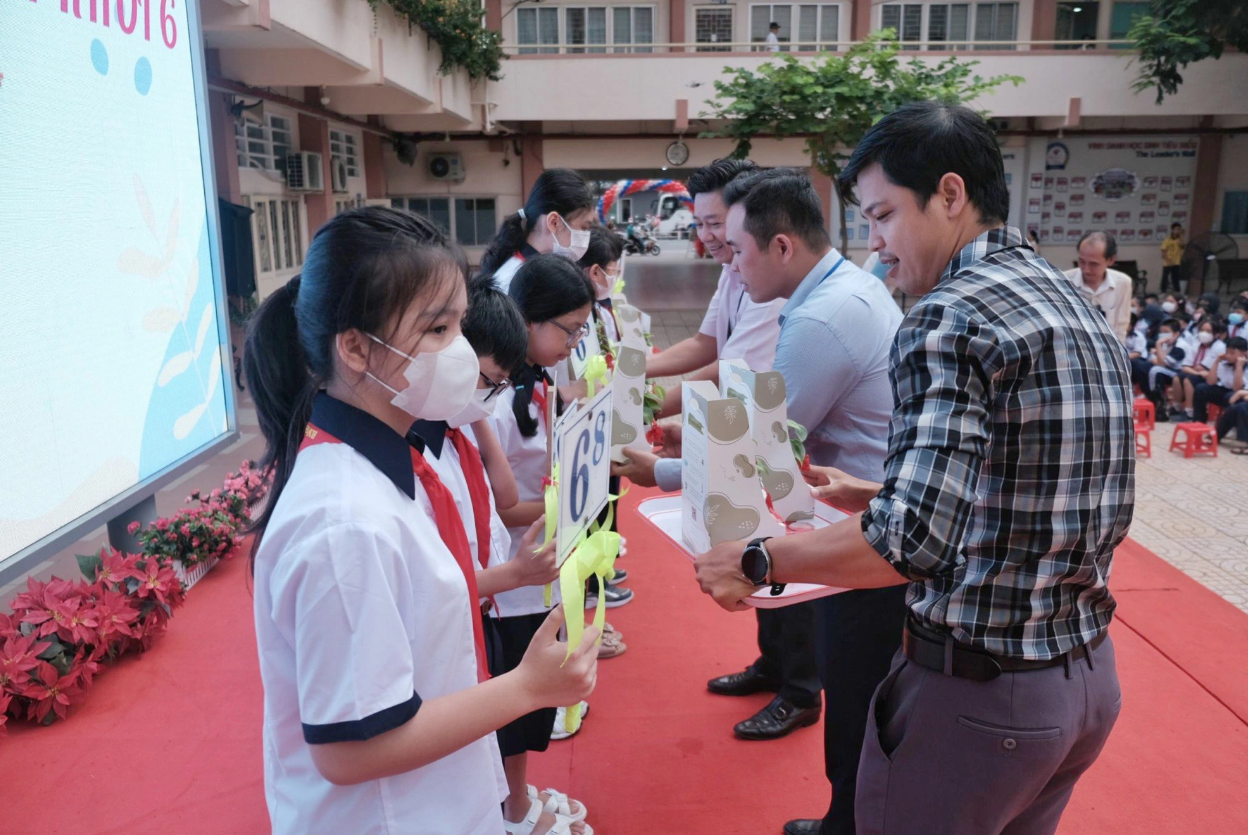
top-left (1185, 294), bottom-right (1221, 340)
top-left (1146, 318), bottom-right (1187, 421)
top-left (1193, 336), bottom-right (1248, 429)
top-left (1126, 312), bottom-right (1146, 360)
top-left (1170, 316), bottom-right (1226, 422)
top-left (1228, 297), bottom-right (1248, 341)
top-left (243, 207), bottom-right (596, 835)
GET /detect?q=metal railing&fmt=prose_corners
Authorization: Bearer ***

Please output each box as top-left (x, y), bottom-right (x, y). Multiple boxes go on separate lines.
top-left (501, 38), bottom-right (1135, 56)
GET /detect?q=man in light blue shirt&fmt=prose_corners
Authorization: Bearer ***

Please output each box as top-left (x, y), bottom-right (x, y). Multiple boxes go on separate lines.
top-left (721, 169), bottom-right (905, 835)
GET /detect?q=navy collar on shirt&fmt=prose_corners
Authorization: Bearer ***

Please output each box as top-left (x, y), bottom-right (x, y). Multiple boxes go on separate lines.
top-left (409, 420), bottom-right (449, 459)
top-left (309, 393), bottom-right (420, 499)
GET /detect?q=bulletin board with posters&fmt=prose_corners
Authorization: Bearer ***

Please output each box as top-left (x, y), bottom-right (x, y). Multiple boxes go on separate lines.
top-left (1025, 137), bottom-right (1198, 249)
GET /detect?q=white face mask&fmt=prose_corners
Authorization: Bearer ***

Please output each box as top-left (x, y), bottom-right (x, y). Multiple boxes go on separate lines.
top-left (1162, 301), bottom-right (1178, 313)
top-left (551, 214), bottom-right (590, 261)
top-left (1198, 331), bottom-right (1214, 346)
top-left (447, 385), bottom-right (501, 429)
top-left (366, 333), bottom-right (480, 421)
top-left (594, 266), bottom-right (620, 301)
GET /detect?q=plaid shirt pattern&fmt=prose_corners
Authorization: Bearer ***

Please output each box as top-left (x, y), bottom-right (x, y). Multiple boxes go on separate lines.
top-left (862, 227), bottom-right (1135, 660)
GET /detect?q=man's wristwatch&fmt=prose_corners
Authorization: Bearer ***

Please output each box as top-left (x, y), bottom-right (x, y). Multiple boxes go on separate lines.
top-left (741, 537), bottom-right (786, 595)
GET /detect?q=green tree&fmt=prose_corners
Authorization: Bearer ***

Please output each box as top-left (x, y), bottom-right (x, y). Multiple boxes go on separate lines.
top-left (701, 31), bottom-right (1021, 253)
top-left (1128, 0), bottom-right (1248, 104)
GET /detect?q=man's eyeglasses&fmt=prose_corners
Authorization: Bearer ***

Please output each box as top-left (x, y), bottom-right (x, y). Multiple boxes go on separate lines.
top-left (548, 319), bottom-right (591, 348)
top-left (480, 372), bottom-right (512, 402)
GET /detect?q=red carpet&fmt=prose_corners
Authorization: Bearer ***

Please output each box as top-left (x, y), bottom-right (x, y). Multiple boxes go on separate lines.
top-left (2, 489), bottom-right (1247, 834)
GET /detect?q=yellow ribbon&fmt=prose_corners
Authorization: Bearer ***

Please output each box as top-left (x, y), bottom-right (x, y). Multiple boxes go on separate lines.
top-left (542, 462), bottom-right (559, 608)
top-left (558, 524), bottom-right (620, 732)
top-left (613, 277), bottom-right (626, 296)
top-left (583, 354), bottom-right (609, 398)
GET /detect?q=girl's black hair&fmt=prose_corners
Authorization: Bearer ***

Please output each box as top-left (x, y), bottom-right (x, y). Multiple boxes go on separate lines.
top-left (579, 225), bottom-right (625, 271)
top-left (507, 254), bottom-right (595, 437)
top-left (243, 207), bottom-right (466, 570)
top-left (477, 168), bottom-right (594, 276)
top-left (463, 276), bottom-right (528, 378)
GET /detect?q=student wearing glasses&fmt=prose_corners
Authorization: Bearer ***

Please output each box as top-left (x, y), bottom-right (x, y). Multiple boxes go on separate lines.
top-left (487, 254), bottom-right (600, 835)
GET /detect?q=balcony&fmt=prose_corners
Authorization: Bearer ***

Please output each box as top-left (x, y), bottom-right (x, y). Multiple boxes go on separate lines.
top-left (489, 39), bottom-right (1248, 124)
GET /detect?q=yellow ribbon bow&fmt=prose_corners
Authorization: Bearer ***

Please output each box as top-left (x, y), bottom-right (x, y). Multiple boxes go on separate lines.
top-left (557, 498), bottom-right (621, 732)
top-left (583, 354), bottom-right (609, 398)
top-left (613, 277), bottom-right (626, 296)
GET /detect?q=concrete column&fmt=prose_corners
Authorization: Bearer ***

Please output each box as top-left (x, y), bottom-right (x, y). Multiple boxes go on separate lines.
top-left (521, 132), bottom-right (544, 198)
top-left (671, 0), bottom-right (687, 53)
top-left (853, 0), bottom-right (872, 41)
top-left (1188, 132), bottom-right (1224, 295)
top-left (810, 168), bottom-right (834, 233)
top-left (1032, 0), bottom-right (1058, 46)
top-left (299, 91), bottom-right (334, 234)
top-left (362, 131), bottom-right (387, 200)
top-left (205, 50), bottom-right (241, 205)
top-left (485, 0), bottom-right (502, 33)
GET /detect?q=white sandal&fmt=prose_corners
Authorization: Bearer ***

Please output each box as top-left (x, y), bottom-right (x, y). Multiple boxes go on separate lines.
top-left (503, 798), bottom-right (593, 835)
top-left (527, 785), bottom-right (588, 823)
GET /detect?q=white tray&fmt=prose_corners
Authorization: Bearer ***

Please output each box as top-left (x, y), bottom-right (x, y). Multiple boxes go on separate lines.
top-left (635, 494), bottom-right (850, 608)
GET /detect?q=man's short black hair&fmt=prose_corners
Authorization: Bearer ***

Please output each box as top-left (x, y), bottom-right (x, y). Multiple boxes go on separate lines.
top-left (1171, 222), bottom-right (1183, 229)
top-left (1232, 297), bottom-right (1248, 312)
top-left (1227, 336), bottom-right (1248, 352)
top-left (722, 168), bottom-right (831, 252)
top-left (1078, 230), bottom-right (1118, 260)
top-left (1160, 318), bottom-right (1181, 331)
top-left (837, 100), bottom-right (1010, 225)
top-left (1145, 292), bottom-right (1160, 302)
top-left (770, 21), bottom-right (780, 29)
top-left (686, 158), bottom-right (760, 199)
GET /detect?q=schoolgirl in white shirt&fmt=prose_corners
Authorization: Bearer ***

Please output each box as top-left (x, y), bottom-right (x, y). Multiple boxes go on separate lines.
top-left (478, 168), bottom-right (596, 295)
top-left (487, 254), bottom-right (598, 835)
top-left (244, 208), bottom-right (597, 835)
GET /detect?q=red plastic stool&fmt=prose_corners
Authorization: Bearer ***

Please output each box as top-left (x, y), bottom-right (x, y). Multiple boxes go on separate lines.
top-left (1208, 404), bottom-right (1223, 426)
top-left (1169, 422), bottom-right (1218, 458)
top-left (1135, 422), bottom-right (1152, 458)
top-left (1133, 398), bottom-right (1156, 431)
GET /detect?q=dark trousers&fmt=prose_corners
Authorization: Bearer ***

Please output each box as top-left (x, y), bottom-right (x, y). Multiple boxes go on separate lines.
top-left (750, 602), bottom-right (821, 709)
top-left (1216, 400), bottom-right (1248, 440)
top-left (1129, 357), bottom-right (1153, 394)
top-left (816, 586), bottom-right (909, 835)
top-left (1161, 265), bottom-right (1183, 293)
top-left (1193, 383), bottom-right (1232, 423)
top-left (856, 635), bottom-right (1121, 835)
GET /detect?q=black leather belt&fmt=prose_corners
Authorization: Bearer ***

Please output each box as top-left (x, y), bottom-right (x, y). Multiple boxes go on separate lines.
top-left (903, 617), bottom-right (1108, 682)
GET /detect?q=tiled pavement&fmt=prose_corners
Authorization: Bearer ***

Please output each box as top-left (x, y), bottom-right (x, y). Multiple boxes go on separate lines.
top-left (7, 251), bottom-right (1247, 615)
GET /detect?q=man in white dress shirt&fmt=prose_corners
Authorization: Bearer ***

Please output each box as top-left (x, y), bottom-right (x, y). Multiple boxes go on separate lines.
top-left (1064, 231), bottom-right (1133, 343)
top-left (645, 158), bottom-right (786, 418)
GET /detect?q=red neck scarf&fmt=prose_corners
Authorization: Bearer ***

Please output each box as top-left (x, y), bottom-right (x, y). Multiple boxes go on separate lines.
top-left (300, 424), bottom-right (490, 683)
top-left (446, 428), bottom-right (492, 572)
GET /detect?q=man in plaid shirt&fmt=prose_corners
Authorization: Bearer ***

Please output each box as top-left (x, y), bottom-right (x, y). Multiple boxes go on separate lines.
top-left (695, 101), bottom-right (1133, 835)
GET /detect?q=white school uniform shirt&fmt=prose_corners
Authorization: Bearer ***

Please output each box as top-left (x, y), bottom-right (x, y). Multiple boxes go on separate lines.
top-left (698, 265), bottom-right (785, 372)
top-left (253, 394), bottom-right (504, 835)
top-left (1214, 357), bottom-right (1246, 389)
top-left (1180, 336), bottom-right (1226, 371)
top-left (765, 31), bottom-right (780, 51)
top-left (1125, 331), bottom-right (1147, 356)
top-left (490, 253), bottom-right (525, 295)
top-left (487, 382), bottom-right (561, 617)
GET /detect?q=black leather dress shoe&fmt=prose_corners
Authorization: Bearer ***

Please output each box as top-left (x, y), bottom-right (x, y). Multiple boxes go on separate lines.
top-left (783, 820), bottom-right (822, 835)
top-left (707, 667), bottom-right (780, 696)
top-left (733, 696), bottom-right (821, 740)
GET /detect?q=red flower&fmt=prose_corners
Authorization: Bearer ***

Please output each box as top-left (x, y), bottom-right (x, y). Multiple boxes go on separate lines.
top-left (0, 689), bottom-right (12, 732)
top-left (93, 588), bottom-right (140, 642)
top-left (19, 585), bottom-right (79, 641)
top-left (127, 520), bottom-right (141, 536)
top-left (0, 631), bottom-right (48, 692)
top-left (93, 549), bottom-right (137, 589)
top-left (63, 594), bottom-right (101, 646)
top-left (70, 648), bottom-right (103, 691)
top-left (24, 660), bottom-right (82, 723)
top-left (131, 559), bottom-right (182, 608)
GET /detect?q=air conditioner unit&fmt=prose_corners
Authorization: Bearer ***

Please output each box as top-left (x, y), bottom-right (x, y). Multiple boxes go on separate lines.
top-left (331, 156), bottom-right (349, 193)
top-left (427, 152), bottom-right (465, 182)
top-left (285, 151), bottom-right (323, 192)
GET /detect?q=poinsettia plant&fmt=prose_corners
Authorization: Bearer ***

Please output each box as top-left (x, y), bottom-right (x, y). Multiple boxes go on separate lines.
top-left (0, 461), bottom-right (269, 731)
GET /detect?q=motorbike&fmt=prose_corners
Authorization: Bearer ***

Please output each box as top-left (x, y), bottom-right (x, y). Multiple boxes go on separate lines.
top-left (623, 228), bottom-right (661, 256)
